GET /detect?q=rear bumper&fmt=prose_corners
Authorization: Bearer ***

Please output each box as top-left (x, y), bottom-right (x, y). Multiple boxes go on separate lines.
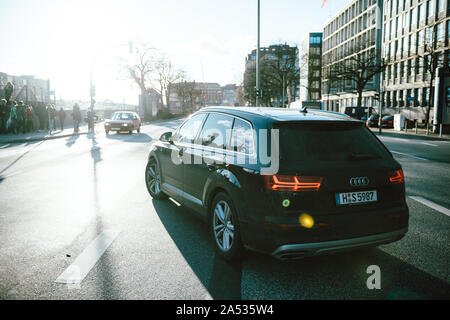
top-left (271, 227), bottom-right (407, 260)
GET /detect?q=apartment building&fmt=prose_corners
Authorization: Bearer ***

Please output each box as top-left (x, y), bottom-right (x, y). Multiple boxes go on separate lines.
top-left (308, 33), bottom-right (323, 101)
top-left (381, 0), bottom-right (450, 122)
top-left (244, 44), bottom-right (300, 106)
top-left (322, 0), bottom-right (383, 112)
top-left (0, 72), bottom-right (51, 104)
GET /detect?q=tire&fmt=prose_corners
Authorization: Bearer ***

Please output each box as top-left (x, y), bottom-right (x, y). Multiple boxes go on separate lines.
top-left (145, 158), bottom-right (167, 200)
top-left (129, 130), bottom-right (133, 134)
top-left (137, 127), bottom-right (141, 133)
top-left (105, 130), bottom-right (109, 135)
top-left (209, 192), bottom-right (243, 261)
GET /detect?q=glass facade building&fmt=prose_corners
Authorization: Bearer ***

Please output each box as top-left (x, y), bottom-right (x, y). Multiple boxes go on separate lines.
top-left (381, 0), bottom-right (450, 123)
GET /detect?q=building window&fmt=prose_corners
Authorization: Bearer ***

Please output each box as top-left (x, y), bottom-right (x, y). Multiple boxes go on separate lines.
top-left (427, 0), bottom-right (434, 18)
top-left (419, 4), bottom-right (425, 24)
top-left (437, 0), bottom-right (445, 12)
top-left (436, 23), bottom-right (444, 42)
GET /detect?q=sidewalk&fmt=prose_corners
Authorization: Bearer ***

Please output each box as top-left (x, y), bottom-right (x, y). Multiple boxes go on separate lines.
top-left (0, 116), bottom-right (186, 145)
top-left (0, 123), bottom-right (98, 145)
top-left (370, 127), bottom-right (450, 141)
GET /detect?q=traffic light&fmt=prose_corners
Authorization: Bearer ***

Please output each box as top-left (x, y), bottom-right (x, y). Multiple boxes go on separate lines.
top-left (255, 87), bottom-right (262, 98)
top-left (374, 93), bottom-right (380, 101)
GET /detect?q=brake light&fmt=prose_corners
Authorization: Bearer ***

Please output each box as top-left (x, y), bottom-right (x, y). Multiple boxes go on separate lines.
top-left (264, 175), bottom-right (323, 191)
top-left (389, 169), bottom-right (404, 184)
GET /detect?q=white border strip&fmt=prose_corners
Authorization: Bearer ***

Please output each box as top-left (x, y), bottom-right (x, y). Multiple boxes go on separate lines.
top-left (421, 142), bottom-right (438, 147)
top-left (391, 151), bottom-right (428, 161)
top-left (55, 229), bottom-right (120, 284)
top-left (409, 196), bottom-right (450, 217)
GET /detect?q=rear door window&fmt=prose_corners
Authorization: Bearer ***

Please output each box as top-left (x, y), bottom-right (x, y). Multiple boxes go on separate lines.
top-left (276, 122), bottom-right (391, 162)
top-left (230, 118), bottom-right (255, 154)
top-left (198, 113), bottom-right (234, 149)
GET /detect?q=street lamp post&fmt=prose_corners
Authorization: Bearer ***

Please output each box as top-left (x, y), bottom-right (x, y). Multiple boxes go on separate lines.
top-left (256, 0), bottom-right (261, 107)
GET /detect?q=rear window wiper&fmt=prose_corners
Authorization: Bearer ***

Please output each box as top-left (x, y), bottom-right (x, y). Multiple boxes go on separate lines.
top-left (348, 153), bottom-right (379, 160)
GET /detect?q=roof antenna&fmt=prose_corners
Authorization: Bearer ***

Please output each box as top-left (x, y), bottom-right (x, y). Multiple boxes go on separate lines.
top-left (300, 106), bottom-right (308, 114)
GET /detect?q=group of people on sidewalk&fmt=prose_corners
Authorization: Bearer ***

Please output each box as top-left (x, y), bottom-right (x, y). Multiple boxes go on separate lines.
top-left (0, 98), bottom-right (67, 135)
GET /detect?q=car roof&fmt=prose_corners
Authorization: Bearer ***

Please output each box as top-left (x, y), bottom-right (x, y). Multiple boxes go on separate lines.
top-left (113, 111), bottom-right (137, 115)
top-left (199, 106), bottom-right (359, 123)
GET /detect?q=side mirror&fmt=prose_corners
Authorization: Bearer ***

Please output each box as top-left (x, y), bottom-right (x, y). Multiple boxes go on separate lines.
top-left (160, 131), bottom-right (173, 144)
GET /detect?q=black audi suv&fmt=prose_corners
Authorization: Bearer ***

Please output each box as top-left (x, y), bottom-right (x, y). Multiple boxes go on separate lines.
top-left (145, 107), bottom-right (409, 261)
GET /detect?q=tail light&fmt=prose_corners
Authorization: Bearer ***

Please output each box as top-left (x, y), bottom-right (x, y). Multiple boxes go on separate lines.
top-left (264, 175), bottom-right (323, 191)
top-left (388, 169), bottom-right (404, 184)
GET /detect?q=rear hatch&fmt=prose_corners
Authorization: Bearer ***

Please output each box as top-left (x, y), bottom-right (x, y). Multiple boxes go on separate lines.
top-left (267, 121), bottom-right (405, 215)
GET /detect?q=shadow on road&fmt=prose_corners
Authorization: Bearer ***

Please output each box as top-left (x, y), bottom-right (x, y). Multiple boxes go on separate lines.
top-left (0, 140), bottom-right (45, 177)
top-left (65, 134), bottom-right (80, 148)
top-left (241, 242), bottom-right (450, 300)
top-left (106, 132), bottom-right (152, 143)
top-left (152, 199), bottom-right (242, 300)
top-left (153, 198), bottom-right (450, 300)
top-left (87, 131), bottom-right (120, 299)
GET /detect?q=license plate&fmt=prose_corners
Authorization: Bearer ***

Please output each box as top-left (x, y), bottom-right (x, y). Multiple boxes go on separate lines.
top-left (336, 190), bottom-right (377, 205)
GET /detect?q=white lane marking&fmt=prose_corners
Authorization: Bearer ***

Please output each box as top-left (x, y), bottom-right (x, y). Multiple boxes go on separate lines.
top-left (409, 196), bottom-right (450, 217)
top-left (421, 142), bottom-right (438, 147)
top-left (55, 229), bottom-right (120, 284)
top-left (391, 151), bottom-right (428, 161)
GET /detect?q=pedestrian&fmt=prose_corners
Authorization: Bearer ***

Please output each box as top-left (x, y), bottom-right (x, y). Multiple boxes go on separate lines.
top-left (72, 103), bottom-right (81, 133)
top-left (58, 108), bottom-right (66, 131)
top-left (26, 105), bottom-right (34, 132)
top-left (17, 101), bottom-right (27, 133)
top-left (42, 104), bottom-right (49, 130)
top-left (8, 101), bottom-right (18, 134)
top-left (87, 107), bottom-right (94, 132)
top-left (0, 98), bottom-right (7, 134)
top-left (48, 104), bottom-right (56, 133)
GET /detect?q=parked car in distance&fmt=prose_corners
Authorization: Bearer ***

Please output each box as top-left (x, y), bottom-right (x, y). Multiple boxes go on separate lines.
top-left (105, 111), bottom-right (141, 134)
top-left (366, 114), bottom-right (380, 127)
top-left (343, 106), bottom-right (374, 120)
top-left (145, 107), bottom-right (409, 261)
top-left (381, 115), bottom-right (394, 128)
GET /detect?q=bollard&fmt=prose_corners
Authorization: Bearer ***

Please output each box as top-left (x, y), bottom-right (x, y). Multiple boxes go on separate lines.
top-left (427, 122), bottom-right (429, 135)
top-left (440, 124), bottom-right (443, 137)
top-left (415, 121), bottom-right (418, 134)
top-left (405, 120), bottom-right (408, 133)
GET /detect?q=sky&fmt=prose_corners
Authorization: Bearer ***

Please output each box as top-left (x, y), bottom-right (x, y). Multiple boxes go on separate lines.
top-left (0, 0), bottom-right (350, 105)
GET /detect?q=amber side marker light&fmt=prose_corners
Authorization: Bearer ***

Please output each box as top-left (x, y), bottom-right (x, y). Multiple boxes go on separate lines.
top-left (389, 169), bottom-right (404, 184)
top-left (264, 175), bottom-right (323, 192)
top-left (299, 213), bottom-right (315, 229)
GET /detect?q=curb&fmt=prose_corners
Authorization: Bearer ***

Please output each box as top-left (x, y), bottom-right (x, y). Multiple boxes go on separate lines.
top-left (0, 132), bottom-right (90, 144)
top-left (372, 130), bottom-right (450, 141)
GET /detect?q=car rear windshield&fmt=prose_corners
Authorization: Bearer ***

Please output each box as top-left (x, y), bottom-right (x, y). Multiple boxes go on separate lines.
top-left (275, 122), bottom-right (390, 163)
top-left (112, 113), bottom-right (132, 120)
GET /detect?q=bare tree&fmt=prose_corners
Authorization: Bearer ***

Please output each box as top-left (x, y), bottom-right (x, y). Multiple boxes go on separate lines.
top-left (322, 66), bottom-right (339, 111)
top-left (420, 27), bottom-right (444, 125)
top-left (243, 44), bottom-right (300, 107)
top-left (153, 57), bottom-right (185, 109)
top-left (235, 84), bottom-right (246, 106)
top-left (331, 41), bottom-right (386, 108)
top-left (299, 43), bottom-right (311, 100)
top-left (123, 43), bottom-right (157, 119)
top-left (173, 80), bottom-right (201, 114)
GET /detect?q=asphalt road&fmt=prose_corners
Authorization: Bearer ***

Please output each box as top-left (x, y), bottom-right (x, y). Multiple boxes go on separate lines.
top-left (0, 119), bottom-right (449, 300)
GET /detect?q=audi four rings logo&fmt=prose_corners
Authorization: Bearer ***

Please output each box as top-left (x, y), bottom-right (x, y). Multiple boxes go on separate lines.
top-left (350, 177), bottom-right (370, 186)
